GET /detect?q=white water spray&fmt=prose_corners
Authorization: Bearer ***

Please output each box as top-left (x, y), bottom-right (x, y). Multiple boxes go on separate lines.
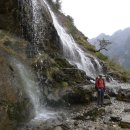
top-left (42, 0), bottom-right (102, 78)
top-left (10, 58), bottom-right (56, 120)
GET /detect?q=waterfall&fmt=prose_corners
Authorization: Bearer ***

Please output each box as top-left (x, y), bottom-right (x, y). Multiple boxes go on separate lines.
top-left (18, 0), bottom-right (102, 77)
top-left (10, 58), bottom-right (55, 120)
top-left (42, 0), bottom-right (102, 78)
top-left (18, 0), bottom-right (46, 56)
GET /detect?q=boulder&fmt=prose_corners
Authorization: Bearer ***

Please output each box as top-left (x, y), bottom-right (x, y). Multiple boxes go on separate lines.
top-left (110, 116), bottom-right (122, 122)
top-left (120, 115), bottom-right (130, 128)
top-left (46, 85), bottom-right (94, 106)
top-left (117, 88), bottom-right (130, 102)
top-left (106, 85), bottom-right (121, 97)
top-left (124, 108), bottom-right (130, 112)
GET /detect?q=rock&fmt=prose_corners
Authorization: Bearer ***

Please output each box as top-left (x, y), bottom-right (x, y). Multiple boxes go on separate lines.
top-left (45, 84), bottom-right (93, 106)
top-left (117, 88), bottom-right (130, 102)
top-left (0, 0), bottom-right (19, 33)
top-left (110, 116), bottom-right (122, 122)
top-left (0, 52), bottom-right (34, 130)
top-left (120, 115), bottom-right (130, 128)
top-left (104, 99), bottom-right (112, 105)
top-left (73, 107), bottom-right (106, 121)
top-left (124, 108), bottom-right (130, 112)
top-left (106, 85), bottom-right (121, 97)
top-left (62, 85), bottom-right (93, 105)
top-left (51, 126), bottom-right (64, 130)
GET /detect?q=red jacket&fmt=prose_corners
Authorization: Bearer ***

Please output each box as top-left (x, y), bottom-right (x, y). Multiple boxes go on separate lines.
top-left (97, 78), bottom-right (105, 89)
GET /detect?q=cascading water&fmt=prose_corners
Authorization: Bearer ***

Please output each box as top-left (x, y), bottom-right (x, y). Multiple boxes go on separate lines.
top-left (18, 0), bottom-right (102, 78)
top-left (18, 0), bottom-right (47, 56)
top-left (16, 0), bottom-right (103, 121)
top-left (42, 0), bottom-right (102, 78)
top-left (10, 58), bottom-right (55, 120)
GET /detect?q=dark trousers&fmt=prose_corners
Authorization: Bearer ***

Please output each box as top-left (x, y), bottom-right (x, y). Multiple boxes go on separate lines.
top-left (97, 88), bottom-right (104, 106)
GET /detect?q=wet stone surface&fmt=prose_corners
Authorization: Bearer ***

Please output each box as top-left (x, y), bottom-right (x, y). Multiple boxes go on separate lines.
top-left (17, 97), bottom-right (130, 130)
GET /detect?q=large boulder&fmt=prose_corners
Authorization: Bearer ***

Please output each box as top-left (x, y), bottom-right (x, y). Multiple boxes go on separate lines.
top-left (120, 115), bottom-right (130, 128)
top-left (117, 88), bottom-right (130, 102)
top-left (45, 85), bottom-right (94, 106)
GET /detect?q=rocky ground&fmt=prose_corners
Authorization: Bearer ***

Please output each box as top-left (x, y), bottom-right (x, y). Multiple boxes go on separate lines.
top-left (17, 92), bottom-right (130, 130)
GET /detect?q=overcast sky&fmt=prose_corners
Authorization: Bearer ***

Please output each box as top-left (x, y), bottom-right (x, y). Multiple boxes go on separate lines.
top-left (61, 0), bottom-right (130, 38)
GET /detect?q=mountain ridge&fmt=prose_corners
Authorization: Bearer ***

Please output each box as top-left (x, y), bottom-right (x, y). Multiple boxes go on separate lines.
top-left (89, 27), bottom-right (130, 69)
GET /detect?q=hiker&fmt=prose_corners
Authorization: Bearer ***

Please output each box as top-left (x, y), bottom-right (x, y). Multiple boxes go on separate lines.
top-left (95, 74), bottom-right (105, 107)
top-left (95, 76), bottom-right (99, 91)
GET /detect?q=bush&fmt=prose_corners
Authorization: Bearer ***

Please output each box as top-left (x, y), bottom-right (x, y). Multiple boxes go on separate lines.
top-left (96, 52), bottom-right (108, 61)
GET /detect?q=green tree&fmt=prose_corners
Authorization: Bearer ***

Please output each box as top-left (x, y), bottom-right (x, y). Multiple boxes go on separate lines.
top-left (55, 0), bottom-right (61, 10)
top-left (96, 38), bottom-right (111, 52)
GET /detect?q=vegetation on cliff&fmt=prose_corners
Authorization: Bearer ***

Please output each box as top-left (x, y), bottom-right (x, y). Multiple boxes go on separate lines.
top-left (0, 0), bottom-right (129, 130)
top-left (49, 0), bottom-right (129, 82)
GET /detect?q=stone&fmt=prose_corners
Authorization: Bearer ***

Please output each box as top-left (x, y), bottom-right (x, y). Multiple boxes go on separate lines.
top-left (0, 52), bottom-right (34, 130)
top-left (110, 116), bottom-right (122, 122)
top-left (117, 88), bottom-right (130, 102)
top-left (53, 126), bottom-right (64, 130)
top-left (120, 115), bottom-right (130, 128)
top-left (104, 99), bottom-right (112, 105)
top-left (124, 108), bottom-right (130, 112)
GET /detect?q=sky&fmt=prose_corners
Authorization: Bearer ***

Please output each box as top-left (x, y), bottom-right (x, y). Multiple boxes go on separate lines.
top-left (60, 0), bottom-right (130, 38)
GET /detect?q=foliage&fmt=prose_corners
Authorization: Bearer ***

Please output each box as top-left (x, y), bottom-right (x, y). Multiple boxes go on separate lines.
top-left (105, 59), bottom-right (128, 82)
top-left (56, 12), bottom-right (129, 82)
top-left (48, 0), bottom-right (61, 12)
top-left (59, 14), bottom-right (96, 54)
top-left (96, 38), bottom-right (111, 52)
top-left (95, 52), bottom-right (108, 61)
top-left (54, 0), bottom-right (61, 10)
top-left (0, 31), bottom-right (28, 59)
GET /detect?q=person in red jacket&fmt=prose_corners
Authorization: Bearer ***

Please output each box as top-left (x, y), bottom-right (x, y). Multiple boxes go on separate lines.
top-left (96, 74), bottom-right (105, 107)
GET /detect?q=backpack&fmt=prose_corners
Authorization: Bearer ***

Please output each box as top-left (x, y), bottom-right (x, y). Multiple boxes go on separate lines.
top-left (98, 78), bottom-right (105, 88)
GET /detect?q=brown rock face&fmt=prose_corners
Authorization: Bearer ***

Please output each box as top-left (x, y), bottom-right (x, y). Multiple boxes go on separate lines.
top-left (0, 51), bottom-right (34, 130)
top-left (0, 0), bottom-right (19, 33)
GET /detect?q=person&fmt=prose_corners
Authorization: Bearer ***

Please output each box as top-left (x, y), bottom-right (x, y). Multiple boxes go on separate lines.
top-left (95, 76), bottom-right (99, 91)
top-left (95, 74), bottom-right (105, 107)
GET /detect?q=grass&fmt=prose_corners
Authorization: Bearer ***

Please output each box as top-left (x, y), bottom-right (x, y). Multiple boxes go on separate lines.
top-left (0, 30), bottom-right (28, 60)
top-left (105, 59), bottom-right (128, 82)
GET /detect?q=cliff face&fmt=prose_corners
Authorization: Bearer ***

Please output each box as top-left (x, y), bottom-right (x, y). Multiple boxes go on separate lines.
top-left (0, 0), bottom-right (20, 33)
top-left (0, 0), bottom-right (59, 51)
top-left (0, 1), bottom-right (91, 129)
top-left (0, 50), bottom-right (34, 130)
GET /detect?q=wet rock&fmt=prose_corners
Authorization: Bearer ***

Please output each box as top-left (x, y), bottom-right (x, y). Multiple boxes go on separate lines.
top-left (0, 52), bottom-right (34, 130)
top-left (110, 116), bottom-right (122, 122)
top-left (45, 84), bottom-right (93, 106)
top-left (62, 85), bottom-right (94, 105)
top-left (73, 107), bottom-right (106, 121)
top-left (124, 108), bottom-right (130, 112)
top-left (106, 85), bottom-right (121, 97)
top-left (117, 88), bottom-right (130, 102)
top-left (103, 94), bottom-right (112, 105)
top-left (120, 115), bottom-right (130, 128)
top-left (0, 0), bottom-right (20, 33)
top-left (104, 99), bottom-right (112, 105)
top-left (51, 126), bottom-right (64, 130)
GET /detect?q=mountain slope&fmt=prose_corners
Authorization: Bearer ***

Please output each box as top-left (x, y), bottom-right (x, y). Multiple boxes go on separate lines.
top-left (89, 27), bottom-right (130, 69)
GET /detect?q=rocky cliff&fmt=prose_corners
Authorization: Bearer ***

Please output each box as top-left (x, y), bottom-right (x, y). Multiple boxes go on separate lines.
top-left (0, 1), bottom-right (91, 129)
top-left (0, 33), bottom-right (33, 130)
top-left (0, 0), bottom-right (129, 130)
